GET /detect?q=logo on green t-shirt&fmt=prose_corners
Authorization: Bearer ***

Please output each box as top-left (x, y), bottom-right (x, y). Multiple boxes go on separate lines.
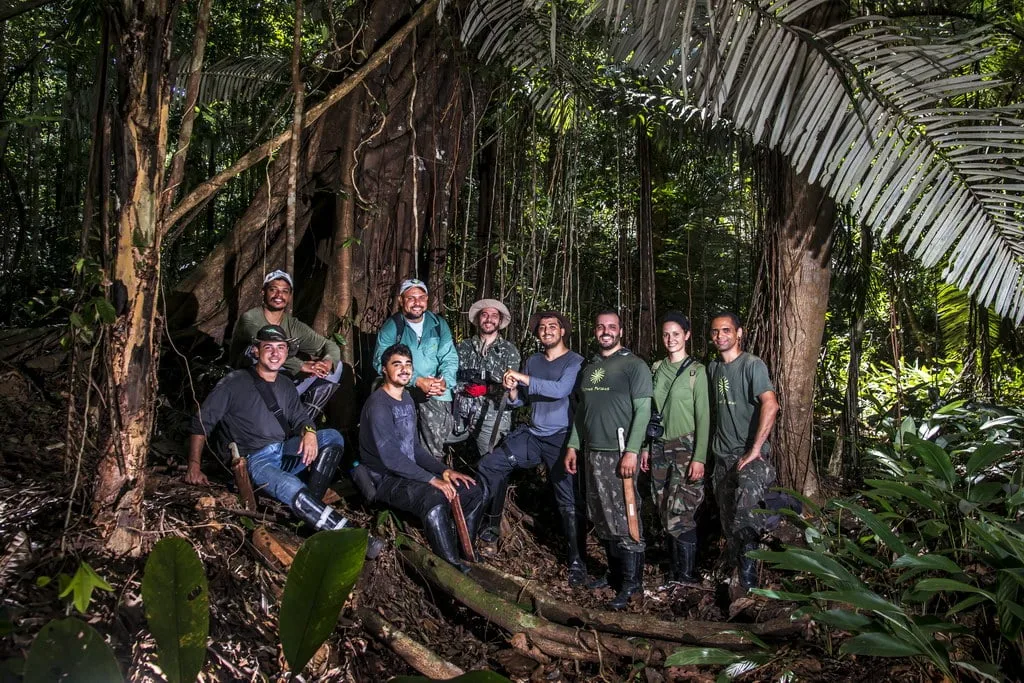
top-left (589, 367), bottom-right (606, 385)
top-left (717, 375), bottom-right (735, 406)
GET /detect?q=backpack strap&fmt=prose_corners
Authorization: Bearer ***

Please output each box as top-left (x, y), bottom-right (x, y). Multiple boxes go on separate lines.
top-left (247, 368), bottom-right (292, 436)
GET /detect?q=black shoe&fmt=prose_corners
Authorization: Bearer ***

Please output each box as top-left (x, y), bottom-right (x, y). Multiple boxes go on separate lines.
top-left (672, 537), bottom-right (699, 584)
top-left (422, 504), bottom-right (470, 573)
top-left (608, 550), bottom-right (644, 610)
top-left (738, 543), bottom-right (760, 590)
top-left (291, 489), bottom-right (348, 530)
top-left (559, 507), bottom-right (588, 587)
top-left (306, 445), bottom-right (344, 500)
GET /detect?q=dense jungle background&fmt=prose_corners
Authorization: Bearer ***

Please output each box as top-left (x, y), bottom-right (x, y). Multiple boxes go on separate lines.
top-left (1, 0), bottom-right (1024, 680)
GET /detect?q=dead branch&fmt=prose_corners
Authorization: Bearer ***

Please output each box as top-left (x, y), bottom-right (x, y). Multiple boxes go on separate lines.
top-left (470, 563), bottom-right (803, 650)
top-left (396, 535), bottom-right (655, 665)
top-left (355, 608), bottom-right (465, 679)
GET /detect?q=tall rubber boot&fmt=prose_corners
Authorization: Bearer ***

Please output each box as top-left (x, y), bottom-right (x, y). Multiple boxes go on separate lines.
top-left (559, 507), bottom-right (587, 587)
top-left (608, 550), bottom-right (644, 610)
top-left (674, 539), bottom-right (698, 584)
top-left (291, 489), bottom-right (348, 530)
top-left (423, 504), bottom-right (471, 573)
top-left (738, 542), bottom-right (760, 590)
top-left (460, 490), bottom-right (486, 562)
top-left (306, 445), bottom-right (344, 501)
top-left (299, 378), bottom-right (339, 422)
top-left (478, 479), bottom-right (508, 544)
top-left (587, 541), bottom-right (621, 590)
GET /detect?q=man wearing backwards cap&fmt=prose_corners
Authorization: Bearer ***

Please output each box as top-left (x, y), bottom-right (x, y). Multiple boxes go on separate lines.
top-left (229, 270), bottom-right (342, 420)
top-left (372, 278), bottom-right (459, 460)
top-left (186, 325), bottom-right (349, 531)
top-left (454, 298), bottom-right (520, 458)
top-left (474, 311), bottom-right (588, 586)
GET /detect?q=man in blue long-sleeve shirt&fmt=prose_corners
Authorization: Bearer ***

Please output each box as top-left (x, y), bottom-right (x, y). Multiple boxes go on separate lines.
top-left (359, 343), bottom-right (484, 572)
top-left (475, 311), bottom-right (588, 586)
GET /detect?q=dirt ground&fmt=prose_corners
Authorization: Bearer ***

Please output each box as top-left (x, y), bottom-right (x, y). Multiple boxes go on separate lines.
top-left (0, 364), bottom-right (940, 682)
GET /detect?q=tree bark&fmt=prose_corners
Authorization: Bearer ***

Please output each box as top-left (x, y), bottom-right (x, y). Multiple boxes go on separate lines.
top-left (636, 119), bottom-right (656, 359)
top-left (355, 608), bottom-right (465, 679)
top-left (92, 0), bottom-right (180, 556)
top-left (285, 0), bottom-right (304, 278)
top-left (749, 149), bottom-right (835, 500)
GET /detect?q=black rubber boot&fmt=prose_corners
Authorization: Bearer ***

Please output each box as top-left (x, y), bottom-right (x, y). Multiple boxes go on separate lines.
top-left (559, 507), bottom-right (587, 587)
top-left (587, 542), bottom-right (620, 590)
top-left (306, 445), bottom-right (344, 501)
top-left (299, 378), bottom-right (339, 421)
top-left (291, 489), bottom-right (348, 530)
top-left (673, 537), bottom-right (699, 584)
top-left (738, 543), bottom-right (760, 590)
top-left (460, 491), bottom-right (486, 562)
top-left (478, 479), bottom-right (508, 544)
top-left (608, 550), bottom-right (644, 610)
top-left (423, 504), bottom-right (471, 573)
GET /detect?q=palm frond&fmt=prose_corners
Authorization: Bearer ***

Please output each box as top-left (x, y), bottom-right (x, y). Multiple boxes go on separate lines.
top-left (175, 56), bottom-right (290, 106)
top-left (449, 0), bottom-right (1024, 322)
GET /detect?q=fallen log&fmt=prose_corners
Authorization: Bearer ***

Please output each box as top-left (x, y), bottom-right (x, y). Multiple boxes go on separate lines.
top-left (470, 563), bottom-right (803, 650)
top-left (396, 535), bottom-right (660, 664)
top-left (356, 608), bottom-right (465, 679)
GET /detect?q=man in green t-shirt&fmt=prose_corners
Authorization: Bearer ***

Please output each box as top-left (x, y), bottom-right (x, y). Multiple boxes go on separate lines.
top-left (565, 310), bottom-right (653, 610)
top-left (229, 270), bottom-right (343, 421)
top-left (708, 311), bottom-right (779, 592)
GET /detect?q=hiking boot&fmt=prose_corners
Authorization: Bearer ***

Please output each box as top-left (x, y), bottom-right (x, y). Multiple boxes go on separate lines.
top-left (608, 550), bottom-right (644, 610)
top-left (672, 537), bottom-right (699, 584)
top-left (559, 507), bottom-right (588, 588)
top-left (306, 445), bottom-right (343, 501)
top-left (738, 542), bottom-right (760, 590)
top-left (291, 489), bottom-right (348, 530)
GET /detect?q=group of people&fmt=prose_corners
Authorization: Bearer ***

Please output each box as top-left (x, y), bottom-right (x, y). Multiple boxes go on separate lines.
top-left (185, 272), bottom-right (780, 610)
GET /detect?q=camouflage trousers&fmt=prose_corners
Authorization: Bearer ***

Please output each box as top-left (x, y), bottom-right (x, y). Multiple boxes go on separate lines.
top-left (712, 452), bottom-right (775, 558)
top-left (584, 449), bottom-right (645, 553)
top-left (648, 434), bottom-right (704, 540)
top-left (417, 398), bottom-right (454, 461)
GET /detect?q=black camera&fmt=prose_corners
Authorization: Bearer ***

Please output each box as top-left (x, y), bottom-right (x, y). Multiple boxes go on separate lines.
top-left (645, 410), bottom-right (665, 441)
top-left (456, 368), bottom-right (500, 384)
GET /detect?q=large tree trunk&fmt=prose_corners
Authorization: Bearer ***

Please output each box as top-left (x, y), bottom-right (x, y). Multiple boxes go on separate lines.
top-left (171, 0), bottom-right (487, 341)
top-left (635, 119), bottom-right (656, 359)
top-left (748, 149), bottom-right (835, 500)
top-left (92, 0), bottom-right (179, 556)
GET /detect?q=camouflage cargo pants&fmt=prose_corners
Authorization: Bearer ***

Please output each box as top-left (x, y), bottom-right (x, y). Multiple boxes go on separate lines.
top-left (712, 452), bottom-right (775, 556)
top-left (648, 434), bottom-right (704, 539)
top-left (417, 398), bottom-right (454, 461)
top-left (585, 449), bottom-right (645, 552)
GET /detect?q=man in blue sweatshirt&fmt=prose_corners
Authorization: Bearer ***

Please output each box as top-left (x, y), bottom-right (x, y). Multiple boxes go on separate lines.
top-left (372, 278), bottom-right (459, 460)
top-left (475, 311), bottom-right (587, 586)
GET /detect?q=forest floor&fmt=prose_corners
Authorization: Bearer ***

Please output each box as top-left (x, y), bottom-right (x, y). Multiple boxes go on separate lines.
top-left (0, 357), bottom-right (943, 682)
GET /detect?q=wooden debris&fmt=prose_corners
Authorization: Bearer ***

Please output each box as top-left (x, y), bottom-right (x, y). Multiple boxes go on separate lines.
top-left (471, 563), bottom-right (803, 649)
top-left (356, 608), bottom-right (465, 679)
top-left (229, 444), bottom-right (258, 511)
top-left (251, 525), bottom-right (299, 572)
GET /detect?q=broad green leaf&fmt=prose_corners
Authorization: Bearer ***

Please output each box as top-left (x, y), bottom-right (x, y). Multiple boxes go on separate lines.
top-left (750, 588), bottom-right (814, 602)
top-left (892, 553), bottom-right (964, 580)
top-left (906, 435), bottom-right (956, 488)
top-left (979, 415), bottom-right (1021, 431)
top-left (665, 646), bottom-right (744, 666)
top-left (946, 594), bottom-right (988, 616)
top-left (142, 537), bottom-right (209, 683)
top-left (966, 482), bottom-right (1004, 505)
top-left (833, 500), bottom-right (909, 555)
top-left (58, 562), bottom-right (114, 614)
top-left (812, 609), bottom-right (874, 631)
top-left (952, 660), bottom-right (1003, 683)
top-left (23, 618), bottom-right (121, 683)
top-left (752, 549), bottom-right (861, 588)
top-left (839, 632), bottom-right (928, 658)
top-left (390, 672), bottom-right (512, 682)
top-left (280, 529), bottom-right (367, 673)
top-left (810, 590), bottom-right (904, 617)
top-left (965, 443), bottom-right (1012, 477)
top-left (864, 479), bottom-right (941, 515)
top-left (92, 298), bottom-right (117, 324)
top-left (914, 578), bottom-right (995, 602)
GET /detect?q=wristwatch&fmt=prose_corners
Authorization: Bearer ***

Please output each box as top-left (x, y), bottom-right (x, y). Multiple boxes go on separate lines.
top-left (303, 424), bottom-right (317, 435)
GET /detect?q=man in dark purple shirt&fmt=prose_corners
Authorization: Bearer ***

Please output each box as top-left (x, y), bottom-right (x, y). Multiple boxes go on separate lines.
top-left (358, 343), bottom-right (484, 572)
top-left (475, 311), bottom-right (587, 586)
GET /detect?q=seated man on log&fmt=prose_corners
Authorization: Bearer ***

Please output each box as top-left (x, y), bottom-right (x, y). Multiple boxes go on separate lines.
top-left (185, 324), bottom-right (349, 531)
top-left (229, 270), bottom-right (342, 421)
top-left (475, 311), bottom-right (587, 586)
top-left (355, 343), bottom-right (484, 572)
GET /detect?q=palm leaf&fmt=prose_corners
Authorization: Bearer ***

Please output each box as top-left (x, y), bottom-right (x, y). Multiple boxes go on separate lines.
top-left (175, 56), bottom-right (290, 106)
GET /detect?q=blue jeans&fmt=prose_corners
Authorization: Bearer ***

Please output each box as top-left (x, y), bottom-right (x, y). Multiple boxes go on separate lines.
top-left (246, 429), bottom-right (345, 506)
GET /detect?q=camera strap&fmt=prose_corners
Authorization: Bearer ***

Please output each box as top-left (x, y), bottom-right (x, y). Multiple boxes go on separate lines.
top-left (666, 356), bottom-right (697, 394)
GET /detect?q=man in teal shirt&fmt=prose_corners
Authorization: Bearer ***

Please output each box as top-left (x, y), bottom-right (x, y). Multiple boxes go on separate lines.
top-left (708, 311), bottom-right (779, 593)
top-left (565, 310), bottom-right (652, 610)
top-left (373, 278), bottom-right (459, 460)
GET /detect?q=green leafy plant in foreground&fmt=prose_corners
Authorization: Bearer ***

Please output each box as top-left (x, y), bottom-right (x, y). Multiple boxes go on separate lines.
top-left (751, 404), bottom-right (1024, 681)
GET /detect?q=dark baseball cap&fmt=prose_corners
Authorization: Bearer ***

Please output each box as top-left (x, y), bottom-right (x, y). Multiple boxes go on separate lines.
top-left (253, 324), bottom-right (293, 345)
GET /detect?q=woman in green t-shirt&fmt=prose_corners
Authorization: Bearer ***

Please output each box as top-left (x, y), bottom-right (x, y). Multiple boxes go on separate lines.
top-left (640, 312), bottom-right (711, 585)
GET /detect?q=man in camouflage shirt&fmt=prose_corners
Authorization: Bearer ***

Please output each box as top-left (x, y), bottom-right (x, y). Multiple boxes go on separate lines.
top-left (708, 311), bottom-right (779, 593)
top-left (454, 298), bottom-right (520, 457)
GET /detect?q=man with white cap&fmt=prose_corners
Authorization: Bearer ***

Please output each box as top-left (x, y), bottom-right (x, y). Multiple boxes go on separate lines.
top-left (454, 298), bottom-right (520, 458)
top-left (372, 278), bottom-right (459, 461)
top-left (229, 270), bottom-right (343, 421)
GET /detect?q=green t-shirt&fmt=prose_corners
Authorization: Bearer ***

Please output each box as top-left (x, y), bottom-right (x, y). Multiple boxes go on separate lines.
top-left (569, 349), bottom-right (653, 453)
top-left (229, 307), bottom-right (341, 378)
top-left (708, 352), bottom-right (774, 459)
top-left (651, 357), bottom-right (711, 464)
